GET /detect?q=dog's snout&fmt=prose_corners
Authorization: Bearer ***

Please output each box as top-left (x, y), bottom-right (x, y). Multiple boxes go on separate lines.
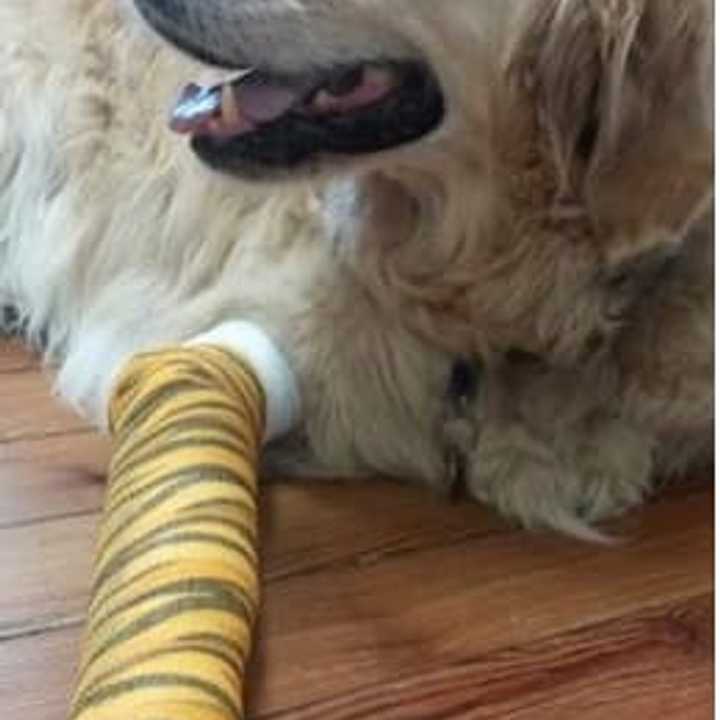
top-left (133, 0), bottom-right (247, 68)
top-left (133, 0), bottom-right (421, 78)
top-left (134, 0), bottom-right (190, 31)
top-left (136, 0), bottom-right (186, 20)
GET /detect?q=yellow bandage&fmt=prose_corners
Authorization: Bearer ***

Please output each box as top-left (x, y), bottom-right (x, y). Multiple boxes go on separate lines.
top-left (70, 345), bottom-right (265, 720)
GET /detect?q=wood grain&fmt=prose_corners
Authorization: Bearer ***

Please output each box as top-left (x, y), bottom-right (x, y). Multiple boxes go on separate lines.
top-left (0, 341), bottom-right (713, 719)
top-left (0, 626), bottom-right (81, 720)
top-left (0, 370), bottom-right (89, 443)
top-left (250, 595), bottom-right (713, 720)
top-left (0, 340), bottom-right (39, 374)
top-left (248, 490), bottom-right (713, 715)
top-left (0, 434), bottom-right (109, 528)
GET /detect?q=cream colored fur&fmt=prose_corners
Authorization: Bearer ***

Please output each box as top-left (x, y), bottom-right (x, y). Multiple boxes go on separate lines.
top-left (0, 0), bottom-right (713, 536)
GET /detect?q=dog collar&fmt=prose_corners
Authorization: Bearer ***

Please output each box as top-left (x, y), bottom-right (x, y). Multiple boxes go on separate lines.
top-left (441, 356), bottom-right (482, 498)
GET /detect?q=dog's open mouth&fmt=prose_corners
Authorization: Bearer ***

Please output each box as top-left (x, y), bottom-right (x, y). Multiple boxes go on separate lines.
top-left (169, 61), bottom-right (444, 174)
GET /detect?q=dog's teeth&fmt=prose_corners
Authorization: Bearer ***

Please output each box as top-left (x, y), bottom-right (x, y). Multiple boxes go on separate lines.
top-left (209, 83), bottom-right (256, 136)
top-left (221, 83), bottom-right (243, 127)
top-left (169, 83), bottom-right (223, 133)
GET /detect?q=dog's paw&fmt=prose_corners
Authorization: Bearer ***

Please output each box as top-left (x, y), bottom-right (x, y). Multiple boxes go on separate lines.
top-left (569, 419), bottom-right (654, 524)
top-left (466, 421), bottom-right (653, 540)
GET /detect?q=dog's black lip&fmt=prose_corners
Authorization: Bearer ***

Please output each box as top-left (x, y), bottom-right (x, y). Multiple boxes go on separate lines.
top-left (190, 61), bottom-right (445, 177)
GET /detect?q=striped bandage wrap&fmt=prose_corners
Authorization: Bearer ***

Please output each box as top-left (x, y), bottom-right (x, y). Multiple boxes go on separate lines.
top-left (70, 345), bottom-right (265, 720)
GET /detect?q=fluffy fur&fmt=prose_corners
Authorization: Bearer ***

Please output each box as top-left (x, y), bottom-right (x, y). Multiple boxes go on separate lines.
top-left (0, 0), bottom-right (713, 536)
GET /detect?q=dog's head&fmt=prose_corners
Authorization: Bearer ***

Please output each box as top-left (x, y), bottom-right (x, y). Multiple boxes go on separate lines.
top-left (134, 0), bottom-right (713, 360)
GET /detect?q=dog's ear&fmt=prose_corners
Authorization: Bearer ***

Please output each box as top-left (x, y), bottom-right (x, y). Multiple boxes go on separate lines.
top-left (523, 0), bottom-right (712, 181)
top-left (518, 0), bottom-right (713, 272)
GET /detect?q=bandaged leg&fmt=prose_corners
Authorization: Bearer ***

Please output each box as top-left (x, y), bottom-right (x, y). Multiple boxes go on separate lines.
top-left (70, 324), bottom-right (298, 720)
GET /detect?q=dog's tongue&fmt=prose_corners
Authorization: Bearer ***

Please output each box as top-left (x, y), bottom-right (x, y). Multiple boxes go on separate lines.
top-left (170, 71), bottom-right (302, 137)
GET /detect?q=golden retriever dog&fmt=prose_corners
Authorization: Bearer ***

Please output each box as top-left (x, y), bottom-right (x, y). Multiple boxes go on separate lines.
top-left (0, 0), bottom-right (713, 537)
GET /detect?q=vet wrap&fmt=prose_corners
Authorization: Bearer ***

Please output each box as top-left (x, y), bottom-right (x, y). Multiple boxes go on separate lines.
top-left (69, 345), bottom-right (267, 720)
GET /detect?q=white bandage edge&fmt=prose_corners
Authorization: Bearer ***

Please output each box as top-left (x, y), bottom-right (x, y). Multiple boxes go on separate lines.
top-left (186, 321), bottom-right (301, 443)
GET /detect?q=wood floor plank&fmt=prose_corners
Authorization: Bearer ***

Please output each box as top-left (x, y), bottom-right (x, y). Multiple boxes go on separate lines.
top-left (249, 595), bottom-right (713, 720)
top-left (0, 462), bottom-right (104, 530)
top-left (0, 370), bottom-right (89, 443)
top-left (0, 340), bottom-right (39, 374)
top-left (0, 480), bottom-right (710, 638)
top-left (0, 431), bottom-right (109, 468)
top-left (247, 489), bottom-right (713, 715)
top-left (0, 435), bottom-right (109, 528)
top-left (0, 482), bottom-right (710, 702)
top-left (0, 625), bottom-right (80, 720)
top-left (0, 595), bottom-right (710, 720)
top-left (0, 513), bottom-right (97, 638)
top-left (0, 479), bottom-right (503, 634)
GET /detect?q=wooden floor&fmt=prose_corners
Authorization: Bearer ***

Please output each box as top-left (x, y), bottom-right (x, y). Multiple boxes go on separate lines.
top-left (0, 339), bottom-right (713, 719)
